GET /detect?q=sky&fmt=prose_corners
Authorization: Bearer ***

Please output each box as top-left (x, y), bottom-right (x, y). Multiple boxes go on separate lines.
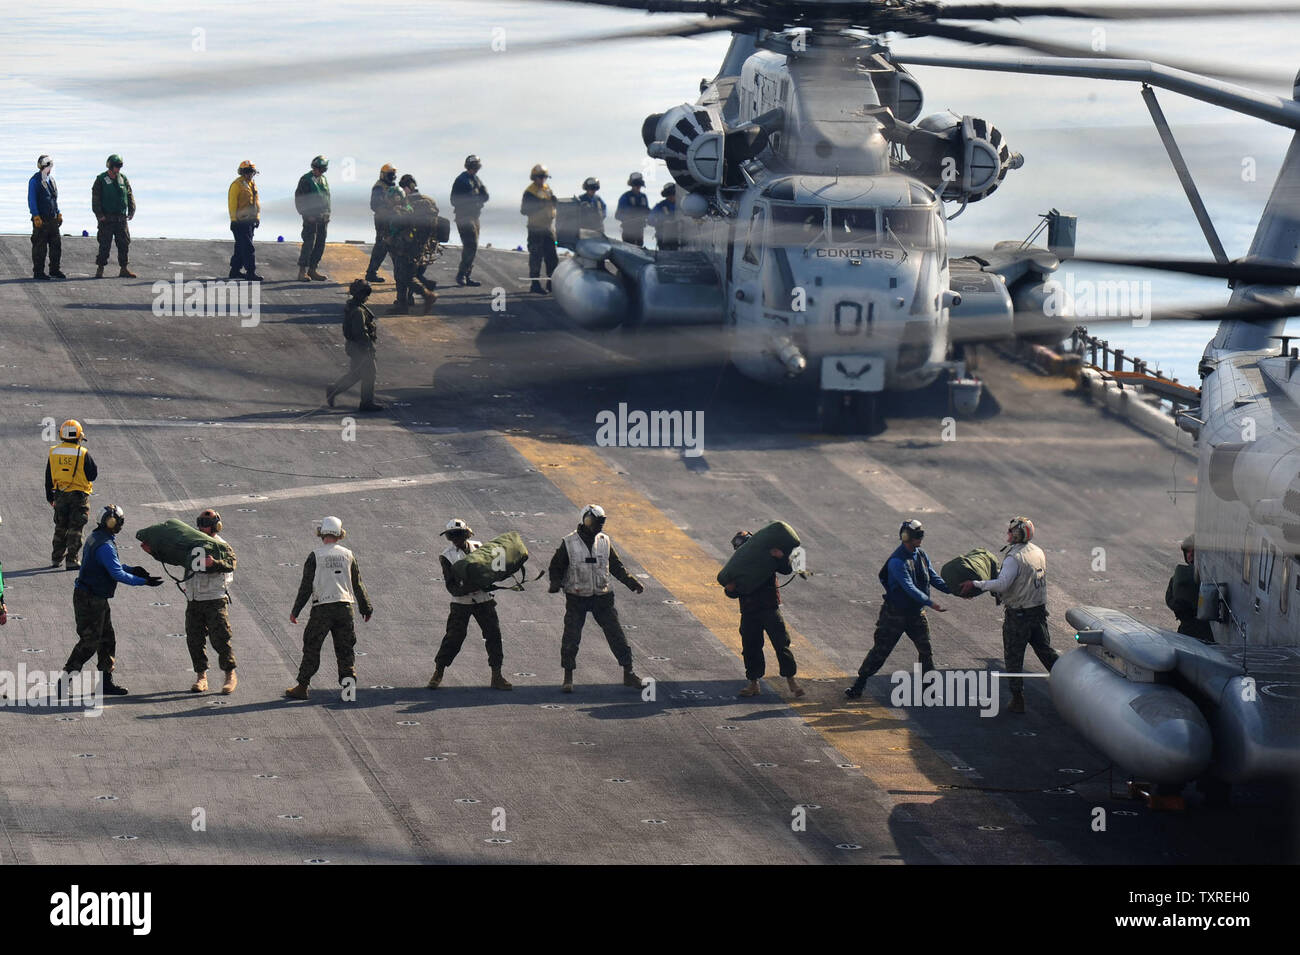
top-left (2, 0), bottom-right (1298, 381)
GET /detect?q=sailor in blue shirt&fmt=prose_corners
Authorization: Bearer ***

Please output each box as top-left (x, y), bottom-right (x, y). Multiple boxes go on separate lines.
top-left (62, 504), bottom-right (162, 695)
top-left (846, 519), bottom-right (950, 698)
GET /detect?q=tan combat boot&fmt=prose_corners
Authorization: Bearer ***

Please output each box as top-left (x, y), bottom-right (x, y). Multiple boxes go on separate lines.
top-left (787, 676), bottom-right (806, 699)
top-left (308, 268), bottom-right (328, 281)
top-left (119, 266), bottom-right (136, 278)
top-left (623, 666), bottom-right (644, 689)
top-left (190, 672), bottom-right (208, 693)
top-left (490, 668), bottom-right (513, 690)
top-left (95, 265), bottom-right (104, 279)
top-left (297, 267), bottom-right (309, 282)
top-left (222, 670), bottom-right (237, 695)
top-left (285, 684), bottom-right (309, 700)
top-left (737, 680), bottom-right (761, 698)
top-left (561, 668), bottom-right (574, 693)
top-left (427, 665), bottom-right (445, 689)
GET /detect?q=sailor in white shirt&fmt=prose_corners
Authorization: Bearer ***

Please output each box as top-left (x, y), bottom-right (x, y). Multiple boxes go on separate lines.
top-left (962, 516), bottom-right (1058, 713)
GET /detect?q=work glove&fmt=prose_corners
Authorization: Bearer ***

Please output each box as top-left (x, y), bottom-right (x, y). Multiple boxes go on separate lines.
top-left (55, 214), bottom-right (63, 226)
top-left (960, 580), bottom-right (977, 597)
top-left (0, 609), bottom-right (8, 626)
top-left (32, 215), bottom-right (43, 228)
top-left (144, 575), bottom-right (164, 587)
top-left (629, 580), bottom-right (645, 594)
top-left (253, 218), bottom-right (260, 228)
top-left (125, 564), bottom-right (146, 577)
top-left (548, 583), bottom-right (561, 594)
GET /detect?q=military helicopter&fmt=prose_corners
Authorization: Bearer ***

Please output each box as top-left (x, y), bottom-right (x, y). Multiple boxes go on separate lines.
top-left (542, 0), bottom-right (1300, 798)
top-left (536, 0), bottom-right (1300, 432)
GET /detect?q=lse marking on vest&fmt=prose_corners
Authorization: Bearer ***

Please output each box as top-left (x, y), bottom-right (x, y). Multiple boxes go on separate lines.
top-left (595, 403), bottom-right (705, 458)
top-left (49, 885), bottom-right (152, 936)
top-left (151, 273), bottom-right (261, 327)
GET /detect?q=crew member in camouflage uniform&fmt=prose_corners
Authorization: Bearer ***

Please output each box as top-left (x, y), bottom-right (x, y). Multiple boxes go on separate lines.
top-left (326, 279), bottom-right (384, 412)
top-left (91, 154), bottom-right (136, 278)
top-left (726, 530), bottom-right (804, 699)
top-left (46, 419), bottom-right (98, 570)
top-left (547, 504), bottom-right (645, 692)
top-left (185, 508), bottom-right (238, 695)
top-left (1165, 534), bottom-right (1213, 643)
top-left (428, 518), bottom-right (512, 691)
top-left (286, 516), bottom-right (373, 700)
top-left (295, 155), bottom-right (331, 282)
top-left (845, 519), bottom-right (950, 699)
top-left (389, 174), bottom-right (438, 315)
top-left (960, 516), bottom-right (1057, 713)
top-left (365, 164), bottom-right (401, 282)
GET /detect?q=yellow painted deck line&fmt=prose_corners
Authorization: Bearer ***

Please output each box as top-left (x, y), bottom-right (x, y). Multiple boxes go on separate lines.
top-left (503, 435), bottom-right (1064, 859)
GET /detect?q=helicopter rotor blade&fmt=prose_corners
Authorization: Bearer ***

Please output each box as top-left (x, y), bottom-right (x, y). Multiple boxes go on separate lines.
top-left (45, 15), bottom-right (748, 101)
top-left (927, 2), bottom-right (1300, 22)
top-left (891, 19), bottom-right (1295, 86)
top-left (1064, 254), bottom-right (1300, 286)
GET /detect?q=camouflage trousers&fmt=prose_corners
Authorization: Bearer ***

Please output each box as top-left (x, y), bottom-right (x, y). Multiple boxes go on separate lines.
top-left (1002, 605), bottom-right (1058, 695)
top-left (560, 592), bottom-right (632, 670)
top-left (436, 600), bottom-right (503, 669)
top-left (51, 490), bottom-right (90, 566)
top-left (186, 598), bottom-right (235, 672)
top-left (65, 587), bottom-right (116, 673)
top-left (857, 603), bottom-right (934, 680)
top-left (739, 608), bottom-right (797, 680)
top-left (1176, 616), bottom-right (1215, 644)
top-left (297, 602), bottom-right (357, 686)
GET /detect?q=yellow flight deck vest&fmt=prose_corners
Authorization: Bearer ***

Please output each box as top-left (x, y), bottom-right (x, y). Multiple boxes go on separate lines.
top-left (48, 442), bottom-right (93, 494)
top-left (563, 532), bottom-right (612, 596)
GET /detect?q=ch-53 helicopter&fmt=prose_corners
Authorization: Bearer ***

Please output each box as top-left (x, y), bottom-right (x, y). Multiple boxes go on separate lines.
top-left (544, 0), bottom-right (1300, 803)
top-left (541, 0), bottom-right (1300, 434)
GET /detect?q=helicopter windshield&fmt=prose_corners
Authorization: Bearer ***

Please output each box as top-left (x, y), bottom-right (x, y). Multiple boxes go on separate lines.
top-left (829, 208), bottom-right (880, 245)
top-left (881, 206), bottom-right (939, 250)
top-left (769, 204), bottom-right (827, 247)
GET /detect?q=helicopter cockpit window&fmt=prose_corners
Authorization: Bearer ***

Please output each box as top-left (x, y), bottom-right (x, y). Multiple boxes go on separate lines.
top-left (829, 208), bottom-right (879, 245)
top-left (770, 204), bottom-right (826, 246)
top-left (742, 205), bottom-right (766, 266)
top-left (881, 207), bottom-right (938, 250)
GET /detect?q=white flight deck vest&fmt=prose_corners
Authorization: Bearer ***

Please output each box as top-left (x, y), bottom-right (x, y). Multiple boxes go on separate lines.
top-left (311, 542), bottom-right (357, 606)
top-left (563, 531), bottom-right (611, 596)
top-left (184, 533), bottom-right (234, 602)
top-left (443, 540), bottom-right (494, 605)
top-left (1002, 541), bottom-right (1047, 609)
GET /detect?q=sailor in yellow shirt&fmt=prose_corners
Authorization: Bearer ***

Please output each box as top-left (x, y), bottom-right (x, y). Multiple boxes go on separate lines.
top-left (46, 419), bottom-right (98, 569)
top-left (227, 160), bottom-right (262, 281)
top-left (520, 163), bottom-right (558, 294)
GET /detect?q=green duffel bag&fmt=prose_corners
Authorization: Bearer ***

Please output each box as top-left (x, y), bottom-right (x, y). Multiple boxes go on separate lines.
top-left (136, 519), bottom-right (236, 573)
top-left (717, 521), bottom-right (801, 594)
top-left (941, 547), bottom-right (1000, 598)
top-left (452, 532), bottom-right (530, 592)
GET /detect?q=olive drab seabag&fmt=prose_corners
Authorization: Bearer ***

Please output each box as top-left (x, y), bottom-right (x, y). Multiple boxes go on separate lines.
top-left (717, 521), bottom-right (801, 594)
top-left (452, 531), bottom-right (530, 592)
top-left (136, 519), bottom-right (236, 573)
top-left (940, 548), bottom-right (1000, 598)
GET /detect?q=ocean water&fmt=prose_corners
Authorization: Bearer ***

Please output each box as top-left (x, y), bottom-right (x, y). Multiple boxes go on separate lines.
top-left (2, 0), bottom-right (1297, 382)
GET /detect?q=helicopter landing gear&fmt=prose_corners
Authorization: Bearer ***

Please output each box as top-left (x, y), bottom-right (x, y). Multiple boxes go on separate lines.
top-left (818, 390), bottom-right (884, 435)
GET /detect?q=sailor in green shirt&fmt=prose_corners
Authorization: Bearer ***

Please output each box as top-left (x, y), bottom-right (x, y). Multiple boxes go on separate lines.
top-left (92, 154), bottom-right (136, 278)
top-left (295, 155), bottom-right (331, 282)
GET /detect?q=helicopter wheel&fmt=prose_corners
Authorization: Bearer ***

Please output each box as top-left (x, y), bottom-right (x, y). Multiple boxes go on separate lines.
top-left (818, 391), bottom-right (883, 435)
